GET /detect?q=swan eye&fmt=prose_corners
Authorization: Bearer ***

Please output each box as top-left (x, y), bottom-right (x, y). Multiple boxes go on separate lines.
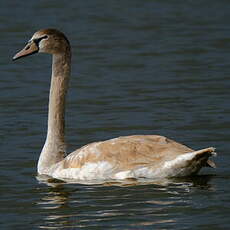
top-left (33, 35), bottom-right (49, 46)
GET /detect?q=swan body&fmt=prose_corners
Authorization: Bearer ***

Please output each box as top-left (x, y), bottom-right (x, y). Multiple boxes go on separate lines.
top-left (49, 135), bottom-right (215, 181)
top-left (13, 29), bottom-right (216, 181)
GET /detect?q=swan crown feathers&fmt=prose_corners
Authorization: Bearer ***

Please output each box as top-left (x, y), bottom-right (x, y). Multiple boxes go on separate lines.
top-left (32, 28), bottom-right (70, 45)
top-left (32, 28), bottom-right (70, 54)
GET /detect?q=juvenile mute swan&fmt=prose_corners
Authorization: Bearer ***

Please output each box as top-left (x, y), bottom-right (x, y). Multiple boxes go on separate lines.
top-left (13, 29), bottom-right (216, 181)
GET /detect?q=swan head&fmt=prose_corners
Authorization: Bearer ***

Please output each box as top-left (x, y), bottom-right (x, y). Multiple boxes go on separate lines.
top-left (13, 28), bottom-right (70, 60)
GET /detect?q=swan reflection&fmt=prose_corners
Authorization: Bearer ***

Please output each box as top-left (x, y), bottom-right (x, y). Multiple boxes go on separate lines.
top-left (36, 175), bottom-right (214, 229)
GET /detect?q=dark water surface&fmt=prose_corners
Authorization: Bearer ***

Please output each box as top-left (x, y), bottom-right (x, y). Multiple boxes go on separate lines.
top-left (1, 0), bottom-right (230, 229)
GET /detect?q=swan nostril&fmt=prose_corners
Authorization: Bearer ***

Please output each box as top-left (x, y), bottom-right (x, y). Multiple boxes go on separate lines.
top-left (25, 45), bottom-right (30, 50)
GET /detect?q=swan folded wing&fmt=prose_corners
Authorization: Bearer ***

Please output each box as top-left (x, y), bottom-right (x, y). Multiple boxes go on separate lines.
top-left (50, 135), bottom-right (216, 180)
top-left (61, 135), bottom-right (196, 172)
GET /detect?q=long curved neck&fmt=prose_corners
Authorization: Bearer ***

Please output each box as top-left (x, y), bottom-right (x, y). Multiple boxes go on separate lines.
top-left (47, 51), bottom-right (71, 142)
top-left (38, 47), bottom-right (71, 174)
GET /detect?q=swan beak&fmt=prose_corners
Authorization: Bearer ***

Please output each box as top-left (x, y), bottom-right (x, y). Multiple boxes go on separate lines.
top-left (13, 41), bottom-right (39, 61)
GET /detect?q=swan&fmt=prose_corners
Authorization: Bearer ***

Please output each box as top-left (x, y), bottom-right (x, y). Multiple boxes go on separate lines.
top-left (13, 28), bottom-right (216, 181)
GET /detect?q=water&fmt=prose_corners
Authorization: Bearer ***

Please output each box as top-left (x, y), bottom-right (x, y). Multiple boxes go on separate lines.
top-left (1, 0), bottom-right (230, 229)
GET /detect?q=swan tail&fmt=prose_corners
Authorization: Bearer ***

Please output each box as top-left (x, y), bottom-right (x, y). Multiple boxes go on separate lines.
top-left (192, 147), bottom-right (217, 168)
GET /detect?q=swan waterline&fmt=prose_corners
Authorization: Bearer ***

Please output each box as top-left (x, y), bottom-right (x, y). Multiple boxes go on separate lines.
top-left (13, 28), bottom-right (217, 182)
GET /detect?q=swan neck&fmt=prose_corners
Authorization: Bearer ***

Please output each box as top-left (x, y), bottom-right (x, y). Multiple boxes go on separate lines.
top-left (47, 51), bottom-right (71, 142)
top-left (38, 47), bottom-right (71, 174)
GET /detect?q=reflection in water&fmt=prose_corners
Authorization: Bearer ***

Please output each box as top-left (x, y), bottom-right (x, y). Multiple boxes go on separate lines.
top-left (36, 174), bottom-right (215, 188)
top-left (36, 175), bottom-right (214, 229)
top-left (37, 186), bottom-right (69, 210)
